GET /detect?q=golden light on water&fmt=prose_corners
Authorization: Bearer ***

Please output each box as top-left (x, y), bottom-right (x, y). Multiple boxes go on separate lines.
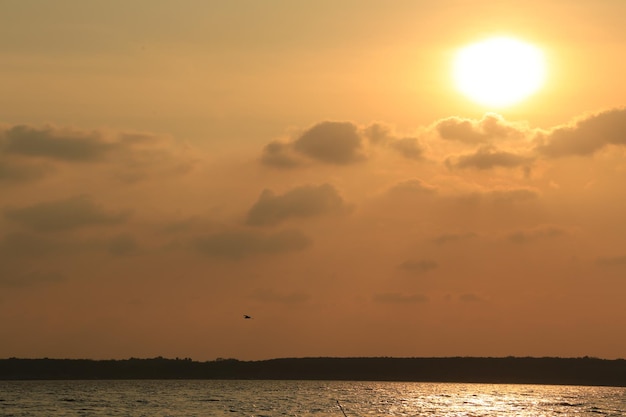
top-left (453, 37), bottom-right (547, 108)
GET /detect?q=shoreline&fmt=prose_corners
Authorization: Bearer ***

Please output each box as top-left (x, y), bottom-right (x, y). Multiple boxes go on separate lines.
top-left (1, 356), bottom-right (625, 387)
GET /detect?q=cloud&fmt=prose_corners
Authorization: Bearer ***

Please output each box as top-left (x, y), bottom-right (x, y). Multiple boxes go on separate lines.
top-left (0, 232), bottom-right (62, 258)
top-left (362, 122), bottom-right (393, 145)
top-left (373, 292), bottom-right (429, 304)
top-left (261, 121), bottom-right (364, 168)
top-left (362, 123), bottom-right (426, 160)
top-left (0, 123), bottom-right (192, 184)
top-left (193, 229), bottom-right (311, 259)
top-left (260, 120), bottom-right (432, 168)
top-left (390, 137), bottom-right (424, 160)
top-left (456, 187), bottom-right (539, 207)
top-left (0, 231), bottom-right (138, 259)
top-left (0, 159), bottom-right (51, 183)
top-left (0, 269), bottom-right (64, 288)
top-left (535, 108), bottom-right (626, 158)
top-left (459, 293), bottom-right (484, 303)
top-left (246, 184), bottom-right (347, 226)
top-left (398, 259), bottom-right (438, 273)
top-left (446, 146), bottom-right (532, 170)
top-left (431, 232), bottom-right (477, 245)
top-left (259, 141), bottom-right (301, 168)
top-left (595, 255), bottom-right (626, 267)
top-left (1, 125), bottom-right (118, 162)
top-left (107, 234), bottom-right (140, 256)
top-left (293, 121), bottom-right (364, 164)
top-left (507, 225), bottom-right (569, 244)
top-left (436, 113), bottom-right (526, 144)
top-left (3, 195), bottom-right (130, 232)
top-left (386, 178), bottom-right (438, 196)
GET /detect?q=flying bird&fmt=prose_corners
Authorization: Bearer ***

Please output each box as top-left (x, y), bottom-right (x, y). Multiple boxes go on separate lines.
top-left (243, 315), bottom-right (253, 319)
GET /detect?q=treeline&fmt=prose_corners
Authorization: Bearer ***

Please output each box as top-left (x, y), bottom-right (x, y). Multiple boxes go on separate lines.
top-left (1, 356), bottom-right (625, 386)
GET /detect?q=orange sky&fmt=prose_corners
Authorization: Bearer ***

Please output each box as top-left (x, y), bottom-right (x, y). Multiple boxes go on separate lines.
top-left (2, 1), bottom-right (626, 361)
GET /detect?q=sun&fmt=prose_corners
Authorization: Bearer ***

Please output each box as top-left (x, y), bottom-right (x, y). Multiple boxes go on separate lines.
top-left (453, 37), bottom-right (546, 108)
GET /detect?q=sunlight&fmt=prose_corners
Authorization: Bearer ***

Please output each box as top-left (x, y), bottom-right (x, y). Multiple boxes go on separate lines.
top-left (453, 37), bottom-right (546, 108)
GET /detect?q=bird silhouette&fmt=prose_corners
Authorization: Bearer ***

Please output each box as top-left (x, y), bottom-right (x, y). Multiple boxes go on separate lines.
top-left (243, 315), bottom-right (253, 319)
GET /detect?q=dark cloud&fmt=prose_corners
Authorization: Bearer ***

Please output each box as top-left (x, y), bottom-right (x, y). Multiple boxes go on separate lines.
top-left (457, 188), bottom-right (538, 206)
top-left (373, 292), bottom-right (429, 304)
top-left (459, 293), bottom-right (483, 303)
top-left (3, 195), bottom-right (129, 232)
top-left (157, 218), bottom-right (198, 235)
top-left (260, 121), bottom-right (431, 168)
top-left (390, 137), bottom-right (423, 160)
top-left (0, 159), bottom-right (51, 183)
top-left (595, 255), bottom-right (626, 267)
top-left (362, 122), bottom-right (393, 145)
top-left (193, 229), bottom-right (311, 259)
top-left (0, 231), bottom-right (138, 259)
top-left (246, 184), bottom-right (346, 227)
top-left (250, 288), bottom-right (310, 305)
top-left (261, 109), bottom-right (626, 171)
top-left (259, 141), bottom-right (301, 169)
top-left (446, 146), bottom-right (531, 170)
top-left (436, 113), bottom-right (526, 144)
top-left (293, 121), bottom-right (364, 164)
top-left (107, 234), bottom-right (139, 256)
top-left (1, 125), bottom-right (117, 162)
top-left (535, 108), bottom-right (626, 158)
top-left (0, 124), bottom-right (187, 184)
top-left (431, 232), bottom-right (477, 245)
top-left (387, 178), bottom-right (438, 196)
top-left (398, 259), bottom-right (438, 273)
top-left (507, 225), bottom-right (568, 244)
top-left (363, 123), bottom-right (425, 159)
top-left (0, 269), bottom-right (64, 288)
top-left (261, 121), bottom-right (364, 168)
top-left (0, 232), bottom-right (61, 258)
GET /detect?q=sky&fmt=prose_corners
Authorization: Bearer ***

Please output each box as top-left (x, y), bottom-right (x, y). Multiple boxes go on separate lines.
top-left (2, 0), bottom-right (626, 361)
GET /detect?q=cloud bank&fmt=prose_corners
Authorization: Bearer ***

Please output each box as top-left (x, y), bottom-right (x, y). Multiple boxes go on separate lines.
top-left (3, 107), bottom-right (626, 360)
top-left (246, 184), bottom-right (347, 226)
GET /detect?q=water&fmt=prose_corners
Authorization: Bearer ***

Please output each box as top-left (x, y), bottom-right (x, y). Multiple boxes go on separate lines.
top-left (0, 380), bottom-right (624, 416)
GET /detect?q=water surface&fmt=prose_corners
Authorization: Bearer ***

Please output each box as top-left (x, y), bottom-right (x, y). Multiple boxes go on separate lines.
top-left (1, 380), bottom-right (625, 416)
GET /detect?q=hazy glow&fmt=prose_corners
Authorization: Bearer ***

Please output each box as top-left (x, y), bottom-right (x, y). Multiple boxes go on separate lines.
top-left (453, 37), bottom-right (546, 107)
top-left (2, 2), bottom-right (626, 362)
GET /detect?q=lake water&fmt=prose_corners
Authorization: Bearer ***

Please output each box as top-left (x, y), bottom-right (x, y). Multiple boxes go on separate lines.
top-left (0, 380), bottom-right (624, 416)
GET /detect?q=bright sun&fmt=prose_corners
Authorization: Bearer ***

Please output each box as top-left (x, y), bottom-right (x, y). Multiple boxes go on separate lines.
top-left (453, 37), bottom-right (546, 108)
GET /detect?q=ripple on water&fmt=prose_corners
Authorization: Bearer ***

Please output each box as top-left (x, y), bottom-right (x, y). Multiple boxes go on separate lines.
top-left (0, 380), bottom-right (624, 417)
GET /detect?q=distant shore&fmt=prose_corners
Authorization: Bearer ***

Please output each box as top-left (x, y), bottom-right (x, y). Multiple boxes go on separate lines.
top-left (1, 357), bottom-right (625, 387)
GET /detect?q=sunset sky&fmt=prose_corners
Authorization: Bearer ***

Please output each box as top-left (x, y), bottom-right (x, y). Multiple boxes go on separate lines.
top-left (2, 1), bottom-right (626, 361)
